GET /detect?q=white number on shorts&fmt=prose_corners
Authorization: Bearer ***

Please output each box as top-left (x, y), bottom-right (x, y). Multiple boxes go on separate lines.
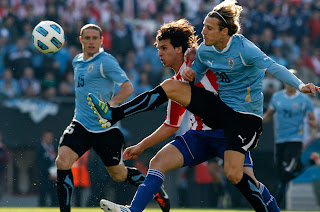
top-left (64, 123), bottom-right (75, 134)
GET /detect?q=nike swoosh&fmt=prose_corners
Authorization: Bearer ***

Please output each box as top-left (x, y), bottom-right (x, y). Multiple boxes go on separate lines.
top-left (284, 158), bottom-right (296, 172)
top-left (161, 187), bottom-right (169, 199)
top-left (241, 132), bottom-right (256, 151)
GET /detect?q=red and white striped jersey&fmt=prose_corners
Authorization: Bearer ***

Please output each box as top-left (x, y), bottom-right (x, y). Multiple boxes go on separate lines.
top-left (164, 62), bottom-right (218, 130)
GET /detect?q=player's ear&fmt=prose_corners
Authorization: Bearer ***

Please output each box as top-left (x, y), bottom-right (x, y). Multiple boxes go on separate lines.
top-left (222, 27), bottom-right (228, 35)
top-left (79, 36), bottom-right (82, 44)
top-left (100, 36), bottom-right (104, 45)
top-left (176, 46), bottom-right (183, 54)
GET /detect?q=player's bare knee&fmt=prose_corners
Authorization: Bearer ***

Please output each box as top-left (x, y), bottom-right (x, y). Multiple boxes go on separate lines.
top-left (55, 155), bottom-right (72, 170)
top-left (161, 79), bottom-right (179, 96)
top-left (224, 168), bottom-right (242, 184)
top-left (110, 172), bottom-right (127, 182)
top-left (149, 155), bottom-right (165, 172)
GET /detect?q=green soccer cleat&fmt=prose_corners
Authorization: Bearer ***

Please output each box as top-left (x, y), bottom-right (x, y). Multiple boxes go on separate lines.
top-left (100, 199), bottom-right (131, 212)
top-left (87, 93), bottom-right (114, 128)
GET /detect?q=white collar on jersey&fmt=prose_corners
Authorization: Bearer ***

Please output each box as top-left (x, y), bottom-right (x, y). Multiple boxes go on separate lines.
top-left (211, 34), bottom-right (235, 54)
top-left (284, 89), bottom-right (299, 99)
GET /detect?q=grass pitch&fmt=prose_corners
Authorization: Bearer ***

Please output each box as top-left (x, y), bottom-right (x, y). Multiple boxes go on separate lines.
top-left (0, 208), bottom-right (316, 212)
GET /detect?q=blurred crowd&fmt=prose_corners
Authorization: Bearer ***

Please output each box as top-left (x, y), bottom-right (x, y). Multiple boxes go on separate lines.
top-left (0, 0), bottom-right (319, 104)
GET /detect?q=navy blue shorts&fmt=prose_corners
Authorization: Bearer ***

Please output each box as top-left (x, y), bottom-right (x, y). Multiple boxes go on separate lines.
top-left (170, 129), bottom-right (253, 167)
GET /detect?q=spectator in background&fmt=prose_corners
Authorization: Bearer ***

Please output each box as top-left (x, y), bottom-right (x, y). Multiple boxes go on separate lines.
top-left (43, 86), bottom-right (57, 100)
top-left (54, 41), bottom-right (72, 77)
top-left (303, 48), bottom-right (320, 79)
top-left (140, 61), bottom-right (161, 87)
top-left (307, 10), bottom-right (320, 42)
top-left (71, 150), bottom-right (91, 207)
top-left (58, 71), bottom-right (75, 97)
top-left (287, 6), bottom-right (308, 45)
top-left (136, 72), bottom-right (153, 96)
top-left (0, 68), bottom-right (20, 99)
top-left (281, 33), bottom-right (300, 67)
top-left (0, 28), bottom-right (9, 76)
top-left (19, 66), bottom-right (41, 97)
top-left (258, 27), bottom-right (274, 55)
top-left (6, 37), bottom-right (32, 78)
top-left (22, 3), bottom-right (40, 28)
top-left (112, 21), bottom-right (134, 57)
top-left (269, 40), bottom-right (288, 67)
top-left (0, 131), bottom-right (9, 201)
top-left (142, 37), bottom-right (163, 73)
top-left (123, 60), bottom-right (139, 99)
top-left (2, 13), bottom-right (19, 43)
top-left (36, 130), bottom-right (58, 207)
top-left (44, 3), bottom-right (59, 23)
top-left (42, 71), bottom-right (57, 92)
top-left (132, 23), bottom-right (147, 51)
top-left (101, 25), bottom-right (112, 52)
top-left (207, 158), bottom-right (231, 208)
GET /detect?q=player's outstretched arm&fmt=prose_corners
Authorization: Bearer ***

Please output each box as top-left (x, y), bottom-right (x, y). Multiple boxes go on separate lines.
top-left (123, 124), bottom-right (178, 160)
top-left (301, 83), bottom-right (320, 97)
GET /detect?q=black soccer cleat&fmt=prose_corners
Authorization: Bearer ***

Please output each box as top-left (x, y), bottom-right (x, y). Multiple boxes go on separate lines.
top-left (154, 186), bottom-right (170, 212)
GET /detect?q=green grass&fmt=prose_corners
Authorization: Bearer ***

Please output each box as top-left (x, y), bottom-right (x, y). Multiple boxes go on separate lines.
top-left (0, 208), bottom-right (316, 212)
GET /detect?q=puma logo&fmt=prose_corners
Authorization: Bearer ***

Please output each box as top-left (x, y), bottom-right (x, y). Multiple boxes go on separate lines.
top-left (238, 135), bottom-right (246, 143)
top-left (207, 60), bottom-right (213, 66)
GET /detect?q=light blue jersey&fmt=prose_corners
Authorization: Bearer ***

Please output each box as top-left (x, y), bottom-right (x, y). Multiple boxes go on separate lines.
top-left (73, 49), bottom-right (129, 132)
top-left (191, 34), bottom-right (303, 117)
top-left (269, 90), bottom-right (314, 143)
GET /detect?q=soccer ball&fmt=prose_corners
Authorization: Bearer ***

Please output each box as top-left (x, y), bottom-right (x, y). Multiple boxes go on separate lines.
top-left (32, 20), bottom-right (65, 53)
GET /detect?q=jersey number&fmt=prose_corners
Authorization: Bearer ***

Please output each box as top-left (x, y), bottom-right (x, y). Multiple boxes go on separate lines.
top-left (216, 72), bottom-right (230, 83)
top-left (283, 109), bottom-right (292, 118)
top-left (77, 74), bottom-right (85, 87)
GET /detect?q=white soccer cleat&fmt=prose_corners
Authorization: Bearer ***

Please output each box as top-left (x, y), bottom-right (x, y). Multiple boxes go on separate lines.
top-left (100, 199), bottom-right (131, 212)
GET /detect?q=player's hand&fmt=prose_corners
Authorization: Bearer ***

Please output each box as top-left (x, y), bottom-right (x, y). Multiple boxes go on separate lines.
top-left (123, 144), bottom-right (144, 160)
top-left (308, 119), bottom-right (318, 128)
top-left (184, 46), bottom-right (197, 66)
top-left (301, 83), bottom-right (320, 96)
top-left (182, 67), bottom-right (195, 81)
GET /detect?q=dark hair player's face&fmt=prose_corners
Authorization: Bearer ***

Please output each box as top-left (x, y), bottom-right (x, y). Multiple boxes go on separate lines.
top-left (157, 39), bottom-right (182, 69)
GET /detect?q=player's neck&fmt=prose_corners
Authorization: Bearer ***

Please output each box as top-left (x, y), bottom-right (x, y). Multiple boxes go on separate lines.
top-left (171, 59), bottom-right (184, 73)
top-left (83, 53), bottom-right (93, 60)
top-left (286, 89), bottom-right (297, 96)
top-left (215, 36), bottom-right (230, 50)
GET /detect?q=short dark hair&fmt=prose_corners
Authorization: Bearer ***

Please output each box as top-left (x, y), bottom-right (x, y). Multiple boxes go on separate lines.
top-left (80, 24), bottom-right (102, 37)
top-left (155, 19), bottom-right (198, 54)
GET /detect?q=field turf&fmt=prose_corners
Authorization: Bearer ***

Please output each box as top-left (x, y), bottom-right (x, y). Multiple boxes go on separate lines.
top-left (0, 208), bottom-right (316, 212)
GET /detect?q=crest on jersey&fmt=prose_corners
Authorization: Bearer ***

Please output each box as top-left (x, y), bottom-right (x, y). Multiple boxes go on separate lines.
top-left (88, 64), bottom-right (94, 73)
top-left (228, 57), bottom-right (234, 69)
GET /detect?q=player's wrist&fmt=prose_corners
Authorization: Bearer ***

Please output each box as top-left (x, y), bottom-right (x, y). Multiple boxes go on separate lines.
top-left (298, 83), bottom-right (306, 92)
